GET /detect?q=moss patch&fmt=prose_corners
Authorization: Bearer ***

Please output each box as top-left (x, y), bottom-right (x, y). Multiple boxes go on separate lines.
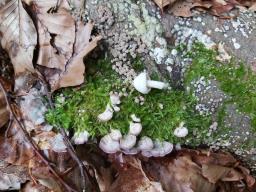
top-left (46, 57), bottom-right (212, 145)
top-left (185, 43), bottom-right (256, 131)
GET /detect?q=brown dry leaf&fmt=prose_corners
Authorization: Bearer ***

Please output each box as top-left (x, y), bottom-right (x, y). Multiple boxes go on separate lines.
top-left (0, 122), bottom-right (35, 166)
top-left (210, 0), bottom-right (237, 16)
top-left (202, 164), bottom-right (243, 183)
top-left (32, 0), bottom-right (101, 91)
top-left (35, 1), bottom-right (75, 71)
top-left (0, 160), bottom-right (29, 190)
top-left (0, 78), bottom-right (10, 128)
top-left (249, 2), bottom-right (256, 11)
top-left (168, 0), bottom-right (212, 17)
top-left (158, 156), bottom-right (216, 192)
top-left (153, 0), bottom-right (177, 9)
top-left (108, 156), bottom-right (164, 192)
top-left (0, 0), bottom-right (36, 75)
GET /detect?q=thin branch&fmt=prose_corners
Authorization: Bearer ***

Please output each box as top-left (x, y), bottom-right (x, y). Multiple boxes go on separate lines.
top-left (0, 81), bottom-right (78, 192)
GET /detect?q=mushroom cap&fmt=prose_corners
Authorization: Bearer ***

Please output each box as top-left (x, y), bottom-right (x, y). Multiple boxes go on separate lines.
top-left (110, 93), bottom-right (121, 105)
top-left (131, 114), bottom-right (141, 123)
top-left (98, 104), bottom-right (113, 122)
top-left (99, 134), bottom-right (120, 154)
top-left (120, 134), bottom-right (137, 150)
top-left (138, 136), bottom-right (154, 151)
top-left (141, 150), bottom-right (153, 157)
top-left (133, 72), bottom-right (151, 94)
top-left (151, 140), bottom-right (173, 157)
top-left (109, 129), bottom-right (122, 141)
top-left (122, 147), bottom-right (139, 155)
top-left (174, 126), bottom-right (188, 137)
top-left (72, 130), bottom-right (89, 145)
top-left (129, 122), bottom-right (142, 136)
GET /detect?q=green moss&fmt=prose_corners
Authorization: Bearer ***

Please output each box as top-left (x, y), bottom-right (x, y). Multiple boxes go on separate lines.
top-left (46, 57), bottom-right (212, 145)
top-left (185, 43), bottom-right (256, 131)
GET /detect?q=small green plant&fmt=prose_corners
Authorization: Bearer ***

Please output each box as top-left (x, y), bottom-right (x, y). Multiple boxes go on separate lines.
top-left (46, 57), bottom-right (212, 145)
top-left (185, 42), bottom-right (256, 131)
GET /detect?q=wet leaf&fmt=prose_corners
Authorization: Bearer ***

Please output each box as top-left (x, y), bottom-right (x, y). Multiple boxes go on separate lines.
top-left (0, 0), bottom-right (36, 76)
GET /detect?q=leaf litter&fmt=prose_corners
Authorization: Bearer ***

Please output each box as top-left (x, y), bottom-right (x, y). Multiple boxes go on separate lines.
top-left (0, 0), bottom-right (255, 191)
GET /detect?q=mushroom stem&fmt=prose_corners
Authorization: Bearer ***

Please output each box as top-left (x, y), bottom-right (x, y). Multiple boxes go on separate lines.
top-left (147, 80), bottom-right (168, 89)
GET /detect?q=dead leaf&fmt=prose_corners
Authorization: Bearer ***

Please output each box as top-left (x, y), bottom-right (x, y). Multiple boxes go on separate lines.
top-left (0, 161), bottom-right (29, 191)
top-left (32, 0), bottom-right (101, 91)
top-left (202, 164), bottom-right (244, 183)
top-left (58, 21), bottom-right (102, 90)
top-left (0, 122), bottom-right (35, 166)
top-left (168, 0), bottom-right (212, 17)
top-left (216, 42), bottom-right (232, 62)
top-left (35, 2), bottom-right (75, 71)
top-left (249, 2), bottom-right (256, 11)
top-left (0, 0), bottom-right (36, 75)
top-left (0, 160), bottom-right (29, 190)
top-left (0, 78), bottom-right (10, 128)
top-left (153, 0), bottom-right (177, 9)
top-left (108, 156), bottom-right (164, 192)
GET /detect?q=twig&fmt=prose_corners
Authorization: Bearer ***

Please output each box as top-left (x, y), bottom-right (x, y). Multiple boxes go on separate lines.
top-left (37, 72), bottom-right (100, 192)
top-left (0, 82), bottom-right (78, 192)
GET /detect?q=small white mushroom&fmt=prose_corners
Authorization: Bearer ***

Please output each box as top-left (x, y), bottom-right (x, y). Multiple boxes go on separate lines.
top-left (174, 122), bottom-right (188, 138)
top-left (110, 92), bottom-right (121, 105)
top-left (138, 136), bottom-right (154, 151)
top-left (72, 130), bottom-right (89, 145)
top-left (112, 105), bottom-right (120, 112)
top-left (129, 122), bottom-right (142, 136)
top-left (141, 150), bottom-right (153, 157)
top-left (131, 114), bottom-right (141, 122)
top-left (98, 104), bottom-right (113, 122)
top-left (151, 140), bottom-right (173, 157)
top-left (99, 134), bottom-right (120, 154)
top-left (120, 134), bottom-right (137, 150)
top-left (133, 71), bottom-right (169, 94)
top-left (109, 129), bottom-right (122, 141)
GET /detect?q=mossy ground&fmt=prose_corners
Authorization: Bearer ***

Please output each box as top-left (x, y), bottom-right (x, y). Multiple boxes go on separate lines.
top-left (46, 43), bottom-right (256, 147)
top-left (185, 43), bottom-right (256, 132)
top-left (46, 55), bottom-right (212, 145)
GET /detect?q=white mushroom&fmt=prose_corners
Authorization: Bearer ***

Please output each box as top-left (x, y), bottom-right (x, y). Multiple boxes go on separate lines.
top-left (141, 150), bottom-right (153, 157)
top-left (138, 136), bottom-right (154, 151)
top-left (72, 130), bottom-right (89, 145)
top-left (98, 104), bottom-right (113, 122)
top-left (109, 129), bottom-right (122, 141)
top-left (112, 105), bottom-right (120, 112)
top-left (120, 134), bottom-right (137, 150)
top-left (151, 140), bottom-right (173, 157)
top-left (129, 122), bottom-right (142, 136)
top-left (110, 92), bottom-right (121, 105)
top-left (99, 134), bottom-right (120, 154)
top-left (131, 114), bottom-right (141, 122)
top-left (174, 122), bottom-right (188, 137)
top-left (122, 147), bottom-right (139, 155)
top-left (133, 71), bottom-right (169, 94)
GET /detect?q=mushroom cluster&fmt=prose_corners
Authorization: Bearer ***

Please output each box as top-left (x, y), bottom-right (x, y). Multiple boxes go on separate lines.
top-left (97, 92), bottom-right (121, 122)
top-left (99, 114), bottom-right (174, 157)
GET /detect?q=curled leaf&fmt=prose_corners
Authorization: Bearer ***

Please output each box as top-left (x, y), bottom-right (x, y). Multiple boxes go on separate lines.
top-left (0, 0), bottom-right (36, 75)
